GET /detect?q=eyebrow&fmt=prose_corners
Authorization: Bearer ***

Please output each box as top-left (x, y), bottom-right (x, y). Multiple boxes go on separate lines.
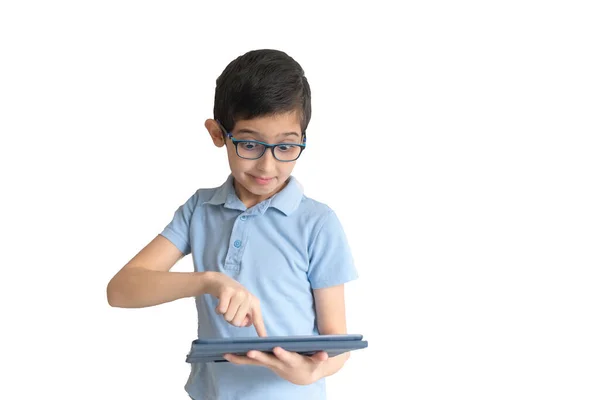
top-left (236, 128), bottom-right (300, 139)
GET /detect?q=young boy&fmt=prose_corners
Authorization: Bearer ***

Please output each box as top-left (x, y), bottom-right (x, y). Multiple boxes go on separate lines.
top-left (107, 49), bottom-right (358, 400)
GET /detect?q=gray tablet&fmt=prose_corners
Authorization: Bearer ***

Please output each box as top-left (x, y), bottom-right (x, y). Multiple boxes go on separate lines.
top-left (186, 334), bottom-right (368, 363)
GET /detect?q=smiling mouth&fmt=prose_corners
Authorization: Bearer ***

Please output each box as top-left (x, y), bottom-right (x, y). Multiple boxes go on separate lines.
top-left (250, 175), bottom-right (274, 185)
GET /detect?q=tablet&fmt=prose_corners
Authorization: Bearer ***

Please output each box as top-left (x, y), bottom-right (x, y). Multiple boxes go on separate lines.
top-left (185, 334), bottom-right (368, 363)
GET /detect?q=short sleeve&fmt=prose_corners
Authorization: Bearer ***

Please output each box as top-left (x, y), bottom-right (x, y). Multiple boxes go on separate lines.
top-left (159, 191), bottom-right (199, 256)
top-left (307, 210), bottom-right (359, 289)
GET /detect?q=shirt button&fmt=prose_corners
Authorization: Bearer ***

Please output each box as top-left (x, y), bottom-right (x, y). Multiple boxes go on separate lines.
top-left (233, 240), bottom-right (242, 248)
top-left (240, 215), bottom-right (247, 221)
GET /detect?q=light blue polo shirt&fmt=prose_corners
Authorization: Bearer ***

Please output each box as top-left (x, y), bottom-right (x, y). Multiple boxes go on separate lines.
top-left (160, 174), bottom-right (358, 400)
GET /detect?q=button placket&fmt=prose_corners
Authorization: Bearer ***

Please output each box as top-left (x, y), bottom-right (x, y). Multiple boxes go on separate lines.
top-left (224, 213), bottom-right (250, 271)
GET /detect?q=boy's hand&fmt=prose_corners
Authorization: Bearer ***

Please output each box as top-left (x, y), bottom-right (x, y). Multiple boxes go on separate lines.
top-left (205, 272), bottom-right (267, 337)
top-left (223, 347), bottom-right (329, 385)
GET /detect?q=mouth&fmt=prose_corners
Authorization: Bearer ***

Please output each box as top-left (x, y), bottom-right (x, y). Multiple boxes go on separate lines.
top-left (249, 175), bottom-right (275, 185)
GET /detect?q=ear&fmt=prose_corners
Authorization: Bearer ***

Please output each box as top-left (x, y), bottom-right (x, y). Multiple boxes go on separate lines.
top-left (205, 119), bottom-right (226, 148)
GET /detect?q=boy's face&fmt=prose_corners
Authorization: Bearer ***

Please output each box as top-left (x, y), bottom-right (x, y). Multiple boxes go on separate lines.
top-left (206, 111), bottom-right (304, 208)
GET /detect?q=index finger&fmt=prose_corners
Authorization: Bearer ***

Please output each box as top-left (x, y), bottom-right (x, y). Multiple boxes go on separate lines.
top-left (251, 305), bottom-right (268, 337)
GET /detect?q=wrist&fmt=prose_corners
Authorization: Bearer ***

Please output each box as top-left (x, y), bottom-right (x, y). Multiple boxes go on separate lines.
top-left (191, 271), bottom-right (216, 297)
top-left (314, 352), bottom-right (349, 381)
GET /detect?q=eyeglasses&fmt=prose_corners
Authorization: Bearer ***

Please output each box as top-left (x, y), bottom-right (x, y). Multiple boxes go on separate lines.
top-left (217, 121), bottom-right (307, 162)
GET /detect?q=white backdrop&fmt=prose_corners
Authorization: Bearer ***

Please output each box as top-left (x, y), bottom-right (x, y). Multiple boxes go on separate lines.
top-left (1, 1), bottom-right (599, 399)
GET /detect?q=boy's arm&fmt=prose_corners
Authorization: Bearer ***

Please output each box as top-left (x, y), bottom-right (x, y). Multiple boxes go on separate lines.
top-left (106, 235), bottom-right (268, 336)
top-left (106, 235), bottom-right (206, 308)
top-left (313, 283), bottom-right (351, 379)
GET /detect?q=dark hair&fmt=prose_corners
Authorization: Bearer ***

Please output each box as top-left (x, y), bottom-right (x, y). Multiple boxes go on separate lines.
top-left (213, 49), bottom-right (311, 134)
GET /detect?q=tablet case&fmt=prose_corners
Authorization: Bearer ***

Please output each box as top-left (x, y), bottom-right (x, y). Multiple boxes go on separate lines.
top-left (186, 334), bottom-right (368, 363)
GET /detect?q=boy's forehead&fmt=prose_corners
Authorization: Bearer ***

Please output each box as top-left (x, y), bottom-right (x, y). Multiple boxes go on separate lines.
top-left (233, 112), bottom-right (302, 137)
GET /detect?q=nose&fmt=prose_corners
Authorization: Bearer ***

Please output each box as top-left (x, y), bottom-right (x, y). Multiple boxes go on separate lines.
top-left (256, 147), bottom-right (277, 172)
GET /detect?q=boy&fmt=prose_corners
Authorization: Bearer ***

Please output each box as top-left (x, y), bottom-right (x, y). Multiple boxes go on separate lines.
top-left (107, 49), bottom-right (358, 400)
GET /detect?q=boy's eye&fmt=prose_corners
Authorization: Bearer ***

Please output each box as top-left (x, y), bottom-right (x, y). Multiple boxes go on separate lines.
top-left (241, 142), bottom-right (259, 150)
top-left (276, 144), bottom-right (292, 152)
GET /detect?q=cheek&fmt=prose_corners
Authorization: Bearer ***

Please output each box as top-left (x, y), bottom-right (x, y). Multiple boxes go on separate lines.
top-left (225, 146), bottom-right (241, 167)
top-left (278, 161), bottom-right (296, 176)
top-left (227, 151), bottom-right (252, 172)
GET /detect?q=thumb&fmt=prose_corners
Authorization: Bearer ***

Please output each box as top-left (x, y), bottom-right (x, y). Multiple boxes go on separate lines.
top-left (310, 351), bottom-right (329, 362)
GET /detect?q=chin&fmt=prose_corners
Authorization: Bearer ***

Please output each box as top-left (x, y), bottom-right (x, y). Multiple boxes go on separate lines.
top-left (250, 181), bottom-right (277, 193)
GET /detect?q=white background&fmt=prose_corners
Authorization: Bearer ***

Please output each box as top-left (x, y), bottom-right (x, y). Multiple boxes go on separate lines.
top-left (1, 1), bottom-right (599, 399)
